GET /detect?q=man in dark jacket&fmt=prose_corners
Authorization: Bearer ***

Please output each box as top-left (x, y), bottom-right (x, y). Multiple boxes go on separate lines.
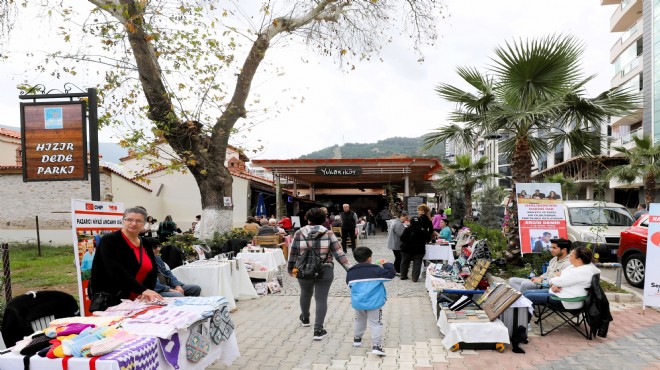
top-left (587, 274), bottom-right (612, 338)
top-left (399, 216), bottom-right (430, 282)
top-left (340, 204), bottom-right (359, 253)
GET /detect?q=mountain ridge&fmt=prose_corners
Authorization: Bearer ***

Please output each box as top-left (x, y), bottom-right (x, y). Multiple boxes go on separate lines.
top-left (299, 136), bottom-right (444, 159)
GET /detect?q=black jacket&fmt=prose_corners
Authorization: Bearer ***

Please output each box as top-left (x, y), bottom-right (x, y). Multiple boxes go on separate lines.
top-left (586, 274), bottom-right (612, 338)
top-left (90, 230), bottom-right (158, 300)
top-left (2, 291), bottom-right (79, 347)
top-left (400, 223), bottom-right (428, 255)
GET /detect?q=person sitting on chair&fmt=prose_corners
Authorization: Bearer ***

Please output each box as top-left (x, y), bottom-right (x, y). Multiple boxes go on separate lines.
top-left (146, 238), bottom-right (202, 297)
top-left (523, 246), bottom-right (600, 309)
top-left (509, 239), bottom-right (571, 293)
top-left (257, 218), bottom-right (285, 236)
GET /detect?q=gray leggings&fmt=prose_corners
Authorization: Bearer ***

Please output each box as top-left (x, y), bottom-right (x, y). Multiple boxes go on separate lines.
top-left (298, 266), bottom-right (334, 331)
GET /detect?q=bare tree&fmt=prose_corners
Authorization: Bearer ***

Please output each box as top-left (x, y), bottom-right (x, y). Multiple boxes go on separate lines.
top-left (7, 0), bottom-right (445, 238)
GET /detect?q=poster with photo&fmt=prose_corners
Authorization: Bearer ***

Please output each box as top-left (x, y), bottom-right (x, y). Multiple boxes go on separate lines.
top-left (71, 199), bottom-right (124, 316)
top-left (515, 183), bottom-right (567, 254)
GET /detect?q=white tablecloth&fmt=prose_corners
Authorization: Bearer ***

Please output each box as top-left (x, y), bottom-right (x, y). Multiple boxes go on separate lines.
top-left (173, 259), bottom-right (258, 311)
top-left (237, 249), bottom-right (286, 270)
top-left (437, 309), bottom-right (510, 349)
top-left (424, 244), bottom-right (455, 263)
top-left (0, 332), bottom-right (239, 370)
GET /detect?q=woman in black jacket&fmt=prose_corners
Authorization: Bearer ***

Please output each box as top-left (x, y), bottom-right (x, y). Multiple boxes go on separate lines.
top-left (400, 216), bottom-right (432, 282)
top-left (90, 207), bottom-right (162, 304)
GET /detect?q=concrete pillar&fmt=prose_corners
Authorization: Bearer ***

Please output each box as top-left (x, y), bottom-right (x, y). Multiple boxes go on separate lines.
top-left (585, 184), bottom-right (593, 200)
top-left (404, 175), bottom-right (410, 196)
top-left (275, 175), bottom-right (284, 218)
top-left (310, 185), bottom-right (316, 201)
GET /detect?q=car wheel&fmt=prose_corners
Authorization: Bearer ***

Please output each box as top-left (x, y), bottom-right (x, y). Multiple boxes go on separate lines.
top-left (622, 253), bottom-right (645, 288)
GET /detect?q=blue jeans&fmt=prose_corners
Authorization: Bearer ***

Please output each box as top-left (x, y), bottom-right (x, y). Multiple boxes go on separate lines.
top-left (523, 289), bottom-right (564, 309)
top-left (160, 284), bottom-right (202, 297)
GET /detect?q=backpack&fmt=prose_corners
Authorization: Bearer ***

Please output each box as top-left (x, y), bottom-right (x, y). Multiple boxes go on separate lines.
top-left (294, 234), bottom-right (329, 279)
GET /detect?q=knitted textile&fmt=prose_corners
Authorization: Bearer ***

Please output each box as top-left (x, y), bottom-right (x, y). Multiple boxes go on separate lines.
top-left (58, 323), bottom-right (95, 336)
top-left (209, 306), bottom-right (234, 345)
top-left (19, 334), bottom-right (52, 355)
top-left (172, 296), bottom-right (228, 308)
top-left (158, 333), bottom-right (181, 369)
top-left (185, 323), bottom-right (210, 363)
top-left (100, 337), bottom-right (159, 370)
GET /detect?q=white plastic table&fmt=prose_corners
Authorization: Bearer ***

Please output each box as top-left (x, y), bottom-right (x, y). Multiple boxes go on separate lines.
top-left (173, 259), bottom-right (257, 310)
top-left (236, 249), bottom-right (286, 270)
top-left (424, 243), bottom-right (455, 263)
top-left (437, 309), bottom-right (510, 350)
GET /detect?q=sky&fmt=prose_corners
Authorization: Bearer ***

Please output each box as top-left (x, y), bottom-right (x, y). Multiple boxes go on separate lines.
top-left (0, 0), bottom-right (619, 161)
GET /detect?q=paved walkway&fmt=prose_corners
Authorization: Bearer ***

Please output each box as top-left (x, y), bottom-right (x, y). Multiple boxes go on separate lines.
top-left (210, 235), bottom-right (660, 370)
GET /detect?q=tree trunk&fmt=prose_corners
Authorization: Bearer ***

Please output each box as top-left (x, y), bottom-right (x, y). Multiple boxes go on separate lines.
top-left (645, 171), bottom-right (656, 206)
top-left (464, 185), bottom-right (473, 221)
top-left (511, 136), bottom-right (533, 184)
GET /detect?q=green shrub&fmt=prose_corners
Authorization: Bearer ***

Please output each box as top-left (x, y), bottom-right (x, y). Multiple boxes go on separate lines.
top-left (165, 233), bottom-right (202, 258)
top-left (464, 221), bottom-right (507, 258)
top-left (205, 228), bottom-right (255, 256)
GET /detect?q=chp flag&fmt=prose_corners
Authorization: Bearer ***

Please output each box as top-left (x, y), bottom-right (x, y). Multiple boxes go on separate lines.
top-left (71, 199), bottom-right (124, 316)
top-left (644, 204), bottom-right (660, 309)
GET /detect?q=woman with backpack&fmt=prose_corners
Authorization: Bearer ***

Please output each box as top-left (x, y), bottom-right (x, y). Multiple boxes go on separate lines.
top-left (158, 215), bottom-right (178, 243)
top-left (287, 208), bottom-right (352, 341)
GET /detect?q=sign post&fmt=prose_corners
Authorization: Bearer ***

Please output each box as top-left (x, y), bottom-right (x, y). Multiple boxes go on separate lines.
top-left (515, 183), bottom-right (567, 254)
top-left (644, 204), bottom-right (660, 309)
top-left (19, 85), bottom-right (101, 200)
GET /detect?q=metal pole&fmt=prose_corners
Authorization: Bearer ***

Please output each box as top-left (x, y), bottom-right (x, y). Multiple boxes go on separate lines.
top-left (2, 243), bottom-right (12, 303)
top-left (35, 216), bottom-right (41, 257)
top-left (88, 88), bottom-right (101, 201)
top-left (616, 266), bottom-right (622, 289)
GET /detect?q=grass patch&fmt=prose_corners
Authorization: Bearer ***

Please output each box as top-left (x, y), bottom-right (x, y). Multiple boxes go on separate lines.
top-left (6, 244), bottom-right (78, 297)
top-left (600, 280), bottom-right (629, 294)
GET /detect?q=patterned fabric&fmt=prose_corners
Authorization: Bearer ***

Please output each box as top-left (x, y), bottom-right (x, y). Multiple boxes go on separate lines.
top-left (127, 308), bottom-right (200, 329)
top-left (186, 323), bottom-right (210, 363)
top-left (209, 306), bottom-right (234, 345)
top-left (158, 333), bottom-right (181, 369)
top-left (100, 337), bottom-right (159, 370)
top-left (93, 299), bottom-right (163, 317)
top-left (466, 239), bottom-right (491, 268)
top-left (172, 296), bottom-right (228, 309)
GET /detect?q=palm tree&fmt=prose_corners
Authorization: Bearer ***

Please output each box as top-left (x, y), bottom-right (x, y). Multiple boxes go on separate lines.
top-left (424, 35), bottom-right (640, 184)
top-left (608, 136), bottom-right (660, 205)
top-left (543, 173), bottom-right (577, 200)
top-left (434, 154), bottom-right (499, 221)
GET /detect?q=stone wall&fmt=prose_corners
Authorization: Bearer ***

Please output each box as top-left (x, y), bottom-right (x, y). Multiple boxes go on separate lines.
top-left (0, 171), bottom-right (112, 230)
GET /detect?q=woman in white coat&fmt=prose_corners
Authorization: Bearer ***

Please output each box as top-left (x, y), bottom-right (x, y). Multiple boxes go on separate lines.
top-left (523, 246), bottom-right (600, 309)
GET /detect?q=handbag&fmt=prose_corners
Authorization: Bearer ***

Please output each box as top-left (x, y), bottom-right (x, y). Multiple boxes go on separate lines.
top-left (186, 322), bottom-right (210, 363)
top-left (88, 292), bottom-right (120, 313)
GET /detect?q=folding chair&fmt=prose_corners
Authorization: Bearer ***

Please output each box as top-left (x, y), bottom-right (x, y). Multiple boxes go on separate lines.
top-left (535, 291), bottom-right (593, 340)
top-left (254, 235), bottom-right (287, 258)
top-left (331, 227), bottom-right (342, 243)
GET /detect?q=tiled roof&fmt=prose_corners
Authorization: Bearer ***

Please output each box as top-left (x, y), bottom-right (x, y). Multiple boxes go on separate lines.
top-left (0, 128), bottom-right (20, 139)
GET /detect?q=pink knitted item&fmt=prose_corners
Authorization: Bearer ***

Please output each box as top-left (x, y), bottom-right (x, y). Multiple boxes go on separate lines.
top-left (58, 323), bottom-right (95, 336)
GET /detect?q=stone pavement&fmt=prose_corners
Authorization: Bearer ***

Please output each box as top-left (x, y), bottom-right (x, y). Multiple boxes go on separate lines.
top-left (210, 234), bottom-right (660, 370)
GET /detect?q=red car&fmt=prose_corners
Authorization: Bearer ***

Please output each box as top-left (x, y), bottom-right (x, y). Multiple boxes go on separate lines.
top-left (618, 213), bottom-right (648, 288)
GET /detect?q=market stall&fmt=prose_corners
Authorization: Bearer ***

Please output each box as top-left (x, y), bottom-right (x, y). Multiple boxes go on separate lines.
top-left (0, 297), bottom-right (239, 370)
top-left (172, 259), bottom-right (258, 311)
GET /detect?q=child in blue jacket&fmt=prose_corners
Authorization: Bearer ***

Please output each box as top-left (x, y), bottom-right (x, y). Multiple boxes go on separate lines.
top-left (346, 247), bottom-right (396, 356)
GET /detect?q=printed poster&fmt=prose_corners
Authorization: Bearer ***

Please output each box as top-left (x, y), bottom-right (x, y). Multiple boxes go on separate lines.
top-left (644, 204), bottom-right (660, 309)
top-left (71, 199), bottom-right (124, 316)
top-left (515, 183), bottom-right (567, 254)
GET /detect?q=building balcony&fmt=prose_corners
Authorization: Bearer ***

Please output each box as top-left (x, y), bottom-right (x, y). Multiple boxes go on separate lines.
top-left (610, 105), bottom-right (643, 128)
top-left (611, 0), bottom-right (642, 32)
top-left (611, 55), bottom-right (643, 88)
top-left (602, 0), bottom-right (621, 5)
top-left (609, 176), bottom-right (642, 189)
top-left (610, 20), bottom-right (642, 62)
top-left (609, 127), bottom-right (643, 157)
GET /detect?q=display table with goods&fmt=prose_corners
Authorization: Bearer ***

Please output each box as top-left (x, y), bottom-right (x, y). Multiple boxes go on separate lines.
top-left (424, 241), bottom-right (455, 264)
top-left (0, 297), bottom-right (239, 370)
top-left (237, 247), bottom-right (287, 271)
top-left (172, 258), bottom-right (258, 311)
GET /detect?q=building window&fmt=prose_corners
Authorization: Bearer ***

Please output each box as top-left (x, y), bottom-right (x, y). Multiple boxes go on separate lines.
top-left (554, 143), bottom-right (564, 164)
top-left (538, 152), bottom-right (547, 171)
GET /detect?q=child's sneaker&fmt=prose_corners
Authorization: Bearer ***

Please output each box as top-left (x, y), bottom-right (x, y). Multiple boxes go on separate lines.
top-left (299, 314), bottom-right (310, 327)
top-left (353, 337), bottom-right (362, 347)
top-left (313, 329), bottom-right (328, 341)
top-left (371, 345), bottom-right (385, 356)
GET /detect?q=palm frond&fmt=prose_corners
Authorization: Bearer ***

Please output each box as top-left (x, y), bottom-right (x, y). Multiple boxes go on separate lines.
top-left (422, 124), bottom-right (476, 151)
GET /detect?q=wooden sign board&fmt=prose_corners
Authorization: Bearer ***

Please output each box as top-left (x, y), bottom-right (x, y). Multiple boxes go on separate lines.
top-left (20, 101), bottom-right (88, 182)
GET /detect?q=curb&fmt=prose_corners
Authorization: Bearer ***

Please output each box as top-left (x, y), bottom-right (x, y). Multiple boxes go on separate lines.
top-left (599, 274), bottom-right (643, 302)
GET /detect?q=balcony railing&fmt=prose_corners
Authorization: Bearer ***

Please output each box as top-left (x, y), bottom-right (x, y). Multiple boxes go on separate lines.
top-left (610, 19), bottom-right (642, 60)
top-left (611, 0), bottom-right (641, 32)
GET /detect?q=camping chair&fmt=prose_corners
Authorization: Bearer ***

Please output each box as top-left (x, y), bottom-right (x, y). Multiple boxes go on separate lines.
top-left (331, 227), bottom-right (342, 243)
top-left (1, 291), bottom-right (79, 347)
top-left (534, 276), bottom-right (596, 340)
